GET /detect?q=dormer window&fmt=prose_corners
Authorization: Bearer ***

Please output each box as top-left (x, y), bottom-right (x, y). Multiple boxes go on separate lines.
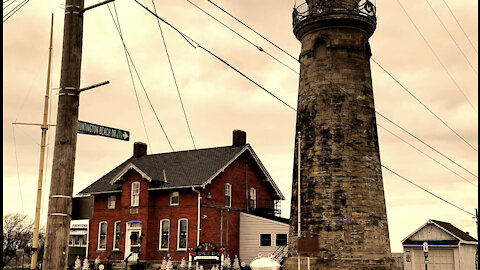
top-left (170, 191), bottom-right (179, 206)
top-left (225, 183), bottom-right (232, 208)
top-left (107, 195), bottom-right (116, 209)
top-left (131, 182), bottom-right (140, 207)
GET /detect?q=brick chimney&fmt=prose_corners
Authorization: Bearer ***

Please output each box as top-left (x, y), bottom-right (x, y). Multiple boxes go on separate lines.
top-left (232, 130), bottom-right (246, 147)
top-left (133, 142), bottom-right (147, 158)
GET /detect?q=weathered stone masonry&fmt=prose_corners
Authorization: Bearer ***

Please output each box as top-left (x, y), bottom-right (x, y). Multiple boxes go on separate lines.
top-left (283, 1), bottom-right (393, 269)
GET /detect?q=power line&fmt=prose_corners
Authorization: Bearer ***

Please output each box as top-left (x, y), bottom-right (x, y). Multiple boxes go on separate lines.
top-left (205, 0), bottom-right (299, 63)
top-left (109, 3), bottom-right (176, 152)
top-left (3, 0), bottom-right (29, 23)
top-left (107, 3), bottom-right (153, 153)
top-left (152, 0), bottom-right (197, 149)
top-left (394, 0), bottom-right (478, 115)
top-left (175, 0), bottom-right (479, 176)
top-left (135, 0), bottom-right (477, 183)
top-left (133, 0), bottom-right (296, 112)
top-left (424, 0), bottom-right (477, 75)
top-left (133, 0), bottom-right (477, 216)
top-left (199, 44), bottom-right (297, 111)
top-left (350, 143), bottom-right (475, 217)
top-left (377, 123), bottom-right (477, 187)
top-left (186, 0), bottom-right (299, 75)
top-left (372, 58), bottom-right (478, 153)
top-left (376, 111), bottom-right (478, 179)
top-left (440, 0), bottom-right (478, 54)
top-left (11, 125), bottom-right (25, 214)
top-left (193, 0), bottom-right (479, 155)
top-left (3, 0), bottom-right (18, 10)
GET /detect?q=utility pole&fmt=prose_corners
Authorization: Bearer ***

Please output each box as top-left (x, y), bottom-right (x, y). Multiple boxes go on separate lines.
top-left (30, 13), bottom-right (54, 270)
top-left (42, 0), bottom-right (84, 268)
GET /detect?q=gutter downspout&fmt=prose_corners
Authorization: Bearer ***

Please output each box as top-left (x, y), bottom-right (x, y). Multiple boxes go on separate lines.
top-left (192, 187), bottom-right (201, 247)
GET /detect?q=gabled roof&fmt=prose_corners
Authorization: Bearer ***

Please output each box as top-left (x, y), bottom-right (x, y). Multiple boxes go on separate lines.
top-left (78, 144), bottom-right (284, 200)
top-left (401, 219), bottom-right (477, 245)
top-left (430, 220), bottom-right (477, 242)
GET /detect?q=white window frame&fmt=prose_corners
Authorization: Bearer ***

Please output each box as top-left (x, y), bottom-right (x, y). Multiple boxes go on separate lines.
top-left (159, 219), bottom-right (170, 251)
top-left (225, 183), bottom-right (232, 208)
top-left (108, 195), bottom-right (116, 209)
top-left (131, 181), bottom-right (140, 207)
top-left (177, 218), bottom-right (188, 251)
top-left (98, 221), bottom-right (107, 250)
top-left (250, 187), bottom-right (257, 209)
top-left (170, 192), bottom-right (179, 206)
top-left (113, 221), bottom-right (120, 250)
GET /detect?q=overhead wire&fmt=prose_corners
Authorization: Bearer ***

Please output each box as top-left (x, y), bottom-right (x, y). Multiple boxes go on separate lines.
top-left (194, 0), bottom-right (479, 154)
top-left (205, 0), bottom-right (299, 63)
top-left (12, 124), bottom-right (25, 214)
top-left (350, 143), bottom-right (475, 217)
top-left (3, 0), bottom-right (29, 23)
top-left (176, 0), bottom-right (479, 175)
top-left (108, 3), bottom-right (177, 152)
top-left (112, 1), bottom-right (175, 152)
top-left (440, 0), bottom-right (478, 54)
top-left (424, 0), bottom-right (477, 74)
top-left (107, 3), bottom-right (152, 153)
top-left (186, 0), bottom-right (299, 75)
top-left (3, 0), bottom-right (18, 10)
top-left (151, 0), bottom-right (197, 149)
top-left (376, 111), bottom-right (478, 179)
top-left (377, 123), bottom-right (477, 187)
top-left (394, 0), bottom-right (478, 115)
top-left (371, 58), bottom-right (478, 153)
top-left (132, 0), bottom-right (476, 216)
top-left (133, 0), bottom-right (296, 112)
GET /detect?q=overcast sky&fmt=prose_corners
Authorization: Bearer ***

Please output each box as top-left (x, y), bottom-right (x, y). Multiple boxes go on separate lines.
top-left (3, 0), bottom-right (478, 252)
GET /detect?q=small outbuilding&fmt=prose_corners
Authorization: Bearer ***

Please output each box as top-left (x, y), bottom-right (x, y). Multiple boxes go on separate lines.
top-left (402, 219), bottom-right (477, 270)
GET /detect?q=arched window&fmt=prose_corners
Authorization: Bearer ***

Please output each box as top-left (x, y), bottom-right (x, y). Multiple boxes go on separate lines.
top-left (98, 221), bottom-right (107, 250)
top-left (131, 182), bottom-right (140, 207)
top-left (113, 221), bottom-right (120, 250)
top-left (225, 183), bottom-right (232, 208)
top-left (177, 218), bottom-right (188, 250)
top-left (159, 219), bottom-right (170, 250)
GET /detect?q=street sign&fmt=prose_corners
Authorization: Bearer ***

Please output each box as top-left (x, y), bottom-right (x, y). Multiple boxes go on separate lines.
top-left (78, 121), bottom-right (129, 141)
top-left (423, 242), bottom-right (429, 252)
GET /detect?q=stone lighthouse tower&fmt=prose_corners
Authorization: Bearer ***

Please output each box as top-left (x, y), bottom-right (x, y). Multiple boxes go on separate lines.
top-left (283, 0), bottom-right (393, 269)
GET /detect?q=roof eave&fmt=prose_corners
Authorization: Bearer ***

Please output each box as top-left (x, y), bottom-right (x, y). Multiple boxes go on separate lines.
top-left (109, 162), bottom-right (152, 184)
top-left (148, 185), bottom-right (203, 191)
top-left (200, 145), bottom-right (285, 200)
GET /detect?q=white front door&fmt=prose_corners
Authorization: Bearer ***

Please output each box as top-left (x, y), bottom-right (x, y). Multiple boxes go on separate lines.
top-left (125, 221), bottom-right (142, 261)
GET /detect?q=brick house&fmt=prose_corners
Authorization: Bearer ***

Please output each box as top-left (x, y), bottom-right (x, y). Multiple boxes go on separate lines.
top-left (77, 130), bottom-right (285, 265)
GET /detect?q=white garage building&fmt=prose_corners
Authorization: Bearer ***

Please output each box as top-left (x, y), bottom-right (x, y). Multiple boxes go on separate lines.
top-left (239, 212), bottom-right (289, 265)
top-left (402, 219), bottom-right (477, 270)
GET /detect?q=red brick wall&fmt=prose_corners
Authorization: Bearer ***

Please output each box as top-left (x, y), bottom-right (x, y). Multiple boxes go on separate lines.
top-left (199, 152), bottom-right (274, 257)
top-left (87, 150), bottom-right (277, 262)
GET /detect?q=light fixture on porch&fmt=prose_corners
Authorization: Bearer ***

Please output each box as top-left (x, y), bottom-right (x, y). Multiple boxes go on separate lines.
top-left (206, 192), bottom-right (212, 199)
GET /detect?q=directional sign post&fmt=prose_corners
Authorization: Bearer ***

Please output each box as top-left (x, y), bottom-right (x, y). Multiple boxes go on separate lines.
top-left (78, 121), bottom-right (130, 141)
top-left (423, 242), bottom-right (429, 270)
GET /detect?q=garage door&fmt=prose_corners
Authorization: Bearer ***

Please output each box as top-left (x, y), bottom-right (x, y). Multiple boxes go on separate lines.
top-left (414, 248), bottom-right (455, 270)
